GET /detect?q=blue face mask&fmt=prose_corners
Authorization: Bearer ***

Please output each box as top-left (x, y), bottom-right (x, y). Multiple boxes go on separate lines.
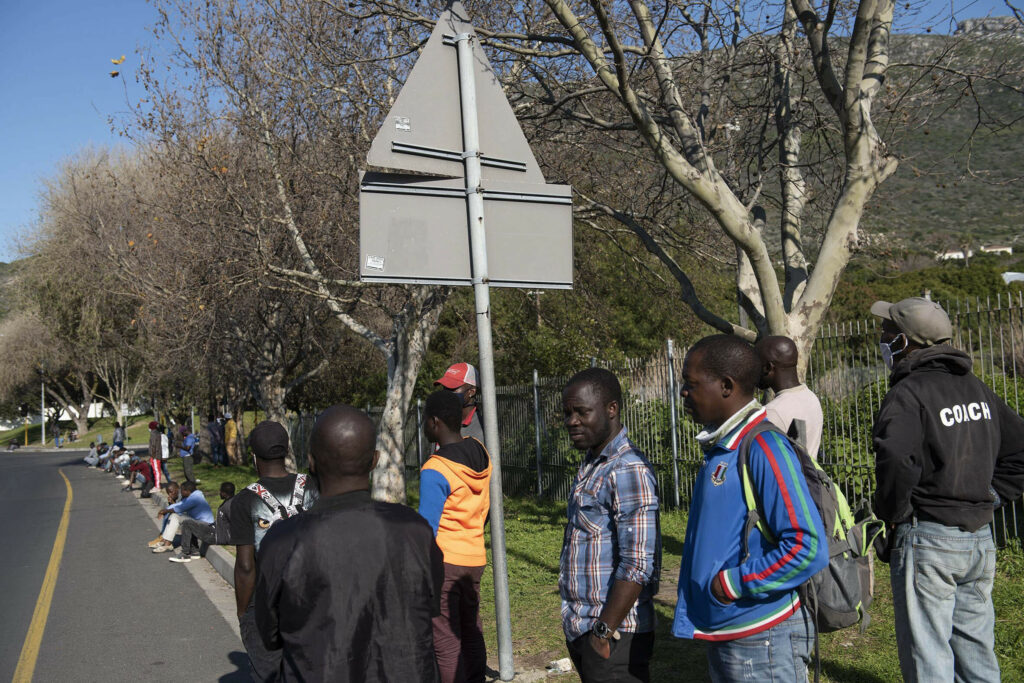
top-left (880, 333), bottom-right (908, 370)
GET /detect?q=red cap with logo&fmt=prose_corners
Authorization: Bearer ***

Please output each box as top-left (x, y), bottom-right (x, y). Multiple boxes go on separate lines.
top-left (434, 362), bottom-right (478, 389)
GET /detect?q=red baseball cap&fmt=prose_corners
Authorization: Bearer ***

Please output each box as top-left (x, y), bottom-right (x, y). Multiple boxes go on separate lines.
top-left (435, 362), bottom-right (478, 389)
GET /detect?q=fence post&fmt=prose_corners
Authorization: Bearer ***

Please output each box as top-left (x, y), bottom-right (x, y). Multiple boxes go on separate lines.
top-left (533, 369), bottom-right (543, 496)
top-left (416, 398), bottom-right (424, 467)
top-left (666, 339), bottom-right (681, 509)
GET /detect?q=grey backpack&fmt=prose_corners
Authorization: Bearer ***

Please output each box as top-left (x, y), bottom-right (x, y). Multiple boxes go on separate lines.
top-left (737, 421), bottom-right (886, 633)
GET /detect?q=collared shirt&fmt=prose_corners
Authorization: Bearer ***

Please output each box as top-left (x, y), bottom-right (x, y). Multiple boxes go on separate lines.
top-left (559, 427), bottom-right (661, 639)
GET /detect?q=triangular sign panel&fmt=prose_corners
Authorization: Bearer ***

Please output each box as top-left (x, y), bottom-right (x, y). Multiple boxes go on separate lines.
top-left (366, 2), bottom-right (546, 184)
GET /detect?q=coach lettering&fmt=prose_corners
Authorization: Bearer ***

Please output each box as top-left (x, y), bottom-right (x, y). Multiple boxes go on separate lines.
top-left (939, 402), bottom-right (991, 427)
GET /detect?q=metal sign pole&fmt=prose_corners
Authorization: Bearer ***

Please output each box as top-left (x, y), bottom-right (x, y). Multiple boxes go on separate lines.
top-left (667, 339), bottom-right (681, 508)
top-left (41, 380), bottom-right (46, 445)
top-left (455, 31), bottom-right (514, 681)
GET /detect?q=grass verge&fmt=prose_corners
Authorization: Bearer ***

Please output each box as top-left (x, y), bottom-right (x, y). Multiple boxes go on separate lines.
top-left (475, 497), bottom-right (1024, 681)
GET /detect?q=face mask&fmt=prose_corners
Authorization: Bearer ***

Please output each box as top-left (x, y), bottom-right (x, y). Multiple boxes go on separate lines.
top-left (880, 333), bottom-right (908, 370)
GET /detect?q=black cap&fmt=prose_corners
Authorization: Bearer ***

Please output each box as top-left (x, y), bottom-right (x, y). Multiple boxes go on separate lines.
top-left (248, 420), bottom-right (289, 460)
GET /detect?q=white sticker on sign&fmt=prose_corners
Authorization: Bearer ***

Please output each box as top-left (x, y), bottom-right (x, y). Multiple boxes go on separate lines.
top-left (365, 255), bottom-right (386, 271)
top-left (394, 116), bottom-right (411, 132)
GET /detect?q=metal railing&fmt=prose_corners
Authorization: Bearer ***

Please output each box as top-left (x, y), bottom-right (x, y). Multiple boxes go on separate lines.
top-left (287, 292), bottom-right (1024, 543)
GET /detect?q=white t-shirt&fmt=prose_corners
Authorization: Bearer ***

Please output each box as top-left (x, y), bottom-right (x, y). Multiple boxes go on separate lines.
top-left (764, 384), bottom-right (823, 459)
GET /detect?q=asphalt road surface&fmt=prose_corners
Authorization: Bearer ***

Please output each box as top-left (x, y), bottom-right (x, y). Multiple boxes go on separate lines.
top-left (0, 450), bottom-right (250, 682)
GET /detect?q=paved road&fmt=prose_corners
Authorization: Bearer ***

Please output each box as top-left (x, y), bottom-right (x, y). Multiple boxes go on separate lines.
top-left (0, 451), bottom-right (250, 682)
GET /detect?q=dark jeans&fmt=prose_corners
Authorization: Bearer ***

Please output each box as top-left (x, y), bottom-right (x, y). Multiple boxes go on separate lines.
top-left (566, 630), bottom-right (654, 683)
top-left (181, 455), bottom-right (195, 485)
top-left (240, 604), bottom-right (282, 683)
top-left (179, 518), bottom-right (216, 557)
top-left (433, 563), bottom-right (486, 683)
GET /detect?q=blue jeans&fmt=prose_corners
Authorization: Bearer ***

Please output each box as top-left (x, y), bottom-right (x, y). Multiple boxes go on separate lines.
top-left (890, 519), bottom-right (999, 683)
top-left (706, 605), bottom-right (813, 682)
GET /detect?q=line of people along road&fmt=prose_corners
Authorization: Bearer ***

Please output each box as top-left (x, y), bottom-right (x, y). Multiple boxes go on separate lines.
top-left (86, 297), bottom-right (1024, 682)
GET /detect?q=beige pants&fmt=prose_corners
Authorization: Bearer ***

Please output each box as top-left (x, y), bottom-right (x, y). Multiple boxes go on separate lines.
top-left (162, 513), bottom-right (183, 541)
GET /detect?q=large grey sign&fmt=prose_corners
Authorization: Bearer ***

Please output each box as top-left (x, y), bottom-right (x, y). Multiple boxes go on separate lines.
top-left (359, 2), bottom-right (573, 288)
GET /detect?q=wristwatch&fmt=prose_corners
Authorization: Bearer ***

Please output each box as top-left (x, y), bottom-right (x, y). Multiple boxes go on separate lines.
top-left (591, 620), bottom-right (613, 640)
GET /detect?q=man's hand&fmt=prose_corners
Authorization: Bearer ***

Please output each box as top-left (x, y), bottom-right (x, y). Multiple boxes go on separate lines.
top-left (588, 633), bottom-right (611, 659)
top-left (711, 574), bottom-right (734, 604)
top-left (158, 509), bottom-right (168, 518)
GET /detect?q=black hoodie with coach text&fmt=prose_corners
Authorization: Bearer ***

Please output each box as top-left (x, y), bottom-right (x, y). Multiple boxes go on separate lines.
top-left (873, 344), bottom-right (1024, 531)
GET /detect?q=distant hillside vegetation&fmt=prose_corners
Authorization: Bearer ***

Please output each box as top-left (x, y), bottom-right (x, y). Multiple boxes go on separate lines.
top-left (861, 25), bottom-right (1024, 254)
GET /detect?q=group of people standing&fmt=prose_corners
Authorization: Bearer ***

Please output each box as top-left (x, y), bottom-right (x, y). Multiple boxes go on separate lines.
top-left (205, 297), bottom-right (1024, 682)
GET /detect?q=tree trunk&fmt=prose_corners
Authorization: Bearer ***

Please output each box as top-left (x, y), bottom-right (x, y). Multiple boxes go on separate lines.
top-left (371, 288), bottom-right (447, 503)
top-left (254, 376), bottom-right (296, 472)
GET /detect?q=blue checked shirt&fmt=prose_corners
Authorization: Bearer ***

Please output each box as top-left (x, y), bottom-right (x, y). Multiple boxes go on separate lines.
top-left (559, 427), bottom-right (662, 639)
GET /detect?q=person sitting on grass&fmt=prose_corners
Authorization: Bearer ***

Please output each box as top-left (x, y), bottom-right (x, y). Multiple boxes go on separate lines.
top-left (168, 481), bottom-right (236, 564)
top-left (148, 482), bottom-right (180, 548)
top-left (153, 480), bottom-right (214, 555)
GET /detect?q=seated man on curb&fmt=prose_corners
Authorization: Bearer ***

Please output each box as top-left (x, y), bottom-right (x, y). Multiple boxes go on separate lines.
top-left (125, 454), bottom-right (155, 498)
top-left (149, 482), bottom-right (180, 548)
top-left (113, 448), bottom-right (133, 479)
top-left (170, 481), bottom-right (236, 563)
top-left (84, 442), bottom-right (100, 467)
top-left (153, 481), bottom-right (214, 555)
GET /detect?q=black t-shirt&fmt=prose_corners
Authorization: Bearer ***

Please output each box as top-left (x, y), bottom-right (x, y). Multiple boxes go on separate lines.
top-left (229, 473), bottom-right (320, 552)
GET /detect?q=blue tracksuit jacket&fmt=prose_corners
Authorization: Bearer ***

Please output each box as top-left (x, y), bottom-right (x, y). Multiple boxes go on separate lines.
top-left (673, 408), bottom-right (827, 641)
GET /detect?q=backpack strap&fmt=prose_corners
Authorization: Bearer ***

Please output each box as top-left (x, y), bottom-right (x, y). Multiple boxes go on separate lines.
top-left (246, 475), bottom-right (308, 521)
top-left (737, 421), bottom-right (782, 562)
top-left (247, 482), bottom-right (288, 520)
top-left (286, 474), bottom-right (308, 517)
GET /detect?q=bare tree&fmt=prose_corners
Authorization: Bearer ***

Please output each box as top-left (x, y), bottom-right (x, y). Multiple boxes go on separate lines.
top-left (352, 0), bottom-right (1022, 373)
top-left (119, 0), bottom-right (456, 500)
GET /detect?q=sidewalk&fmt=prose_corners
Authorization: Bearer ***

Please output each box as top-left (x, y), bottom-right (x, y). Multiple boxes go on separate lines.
top-left (112, 468), bottom-right (563, 682)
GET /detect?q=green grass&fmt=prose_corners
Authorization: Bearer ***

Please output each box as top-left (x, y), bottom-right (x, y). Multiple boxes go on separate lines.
top-left (0, 414), bottom-right (158, 449)
top-left (164, 458), bottom-right (259, 515)
top-left (471, 497), bottom-right (1024, 680)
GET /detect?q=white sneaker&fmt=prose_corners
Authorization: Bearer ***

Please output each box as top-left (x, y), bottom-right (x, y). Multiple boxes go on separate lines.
top-left (168, 554), bottom-right (192, 563)
top-left (115, 474), bottom-right (125, 479)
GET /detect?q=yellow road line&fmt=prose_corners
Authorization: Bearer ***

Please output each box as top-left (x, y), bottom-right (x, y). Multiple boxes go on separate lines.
top-left (13, 468), bottom-right (73, 683)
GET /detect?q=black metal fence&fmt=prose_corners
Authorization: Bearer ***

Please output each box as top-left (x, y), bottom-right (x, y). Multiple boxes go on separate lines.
top-left (288, 292), bottom-right (1024, 543)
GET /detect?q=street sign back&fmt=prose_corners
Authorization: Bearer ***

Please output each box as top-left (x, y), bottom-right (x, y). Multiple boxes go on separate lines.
top-left (360, 172), bottom-right (572, 288)
top-left (366, 2), bottom-right (546, 185)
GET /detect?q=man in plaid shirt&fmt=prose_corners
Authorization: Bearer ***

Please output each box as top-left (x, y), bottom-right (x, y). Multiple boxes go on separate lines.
top-left (560, 368), bottom-right (662, 683)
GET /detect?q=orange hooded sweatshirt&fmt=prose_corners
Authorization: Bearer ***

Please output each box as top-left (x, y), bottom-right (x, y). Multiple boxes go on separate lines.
top-left (419, 437), bottom-right (491, 567)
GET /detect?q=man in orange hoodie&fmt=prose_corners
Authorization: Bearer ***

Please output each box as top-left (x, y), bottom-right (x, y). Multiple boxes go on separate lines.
top-left (419, 390), bottom-right (492, 683)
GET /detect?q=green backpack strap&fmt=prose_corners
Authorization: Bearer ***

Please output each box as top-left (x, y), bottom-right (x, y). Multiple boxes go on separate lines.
top-left (737, 421), bottom-right (780, 562)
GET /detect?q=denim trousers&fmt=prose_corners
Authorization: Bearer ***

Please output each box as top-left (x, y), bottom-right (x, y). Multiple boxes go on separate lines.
top-left (890, 519), bottom-right (999, 683)
top-left (706, 605), bottom-right (813, 682)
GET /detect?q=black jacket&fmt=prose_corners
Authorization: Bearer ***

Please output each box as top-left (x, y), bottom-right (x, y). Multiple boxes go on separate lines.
top-left (873, 345), bottom-right (1024, 531)
top-left (255, 490), bottom-right (443, 683)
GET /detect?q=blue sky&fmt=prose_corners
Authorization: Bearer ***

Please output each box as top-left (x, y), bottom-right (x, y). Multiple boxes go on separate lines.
top-left (0, 0), bottom-right (1016, 264)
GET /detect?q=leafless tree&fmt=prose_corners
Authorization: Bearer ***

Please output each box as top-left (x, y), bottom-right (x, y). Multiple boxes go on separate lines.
top-left (351, 0), bottom-right (1023, 374)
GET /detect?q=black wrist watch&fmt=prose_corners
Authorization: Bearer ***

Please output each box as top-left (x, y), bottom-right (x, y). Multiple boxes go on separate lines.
top-left (591, 620), bottom-right (613, 640)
